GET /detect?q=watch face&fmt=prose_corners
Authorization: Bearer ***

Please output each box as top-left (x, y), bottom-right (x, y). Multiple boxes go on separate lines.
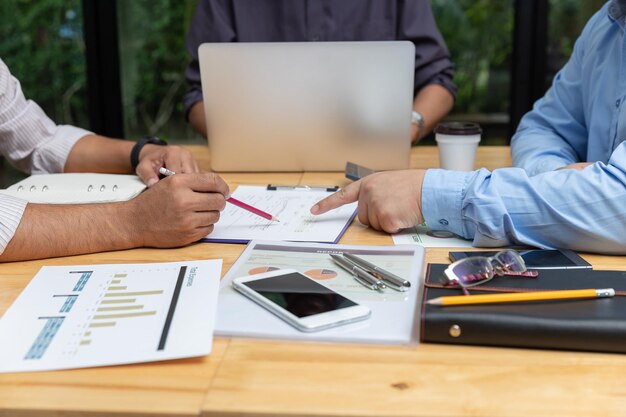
top-left (145, 136), bottom-right (167, 146)
top-left (411, 111), bottom-right (423, 124)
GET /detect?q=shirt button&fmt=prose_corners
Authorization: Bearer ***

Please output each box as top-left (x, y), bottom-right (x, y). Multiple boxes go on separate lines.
top-left (439, 219), bottom-right (449, 226)
top-left (617, 99), bottom-right (621, 108)
top-left (311, 35), bottom-right (320, 41)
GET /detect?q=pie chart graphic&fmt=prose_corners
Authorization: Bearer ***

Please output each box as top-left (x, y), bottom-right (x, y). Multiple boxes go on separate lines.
top-left (248, 266), bottom-right (281, 275)
top-left (304, 268), bottom-right (338, 280)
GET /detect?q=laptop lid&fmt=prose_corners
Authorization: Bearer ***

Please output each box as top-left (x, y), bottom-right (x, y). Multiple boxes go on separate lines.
top-left (198, 41), bottom-right (414, 172)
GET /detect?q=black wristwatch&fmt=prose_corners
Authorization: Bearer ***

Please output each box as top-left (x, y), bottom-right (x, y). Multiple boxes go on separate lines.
top-left (130, 136), bottom-right (167, 170)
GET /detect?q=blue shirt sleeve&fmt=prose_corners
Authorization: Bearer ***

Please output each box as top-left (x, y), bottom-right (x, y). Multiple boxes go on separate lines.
top-left (422, 141), bottom-right (626, 254)
top-left (510, 9), bottom-right (605, 176)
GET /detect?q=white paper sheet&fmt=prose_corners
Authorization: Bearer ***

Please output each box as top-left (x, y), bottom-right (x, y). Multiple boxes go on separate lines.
top-left (392, 223), bottom-right (474, 248)
top-left (0, 260), bottom-right (222, 373)
top-left (216, 240), bottom-right (425, 345)
top-left (203, 186), bottom-right (357, 243)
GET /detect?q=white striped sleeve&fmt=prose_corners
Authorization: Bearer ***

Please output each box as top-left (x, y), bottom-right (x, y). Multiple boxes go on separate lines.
top-left (0, 194), bottom-right (27, 255)
top-left (0, 58), bottom-right (93, 174)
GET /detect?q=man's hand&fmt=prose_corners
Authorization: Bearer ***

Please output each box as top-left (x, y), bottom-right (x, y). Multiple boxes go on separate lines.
top-left (557, 162), bottom-right (593, 171)
top-left (136, 144), bottom-right (200, 187)
top-left (0, 172), bottom-right (230, 262)
top-left (311, 170), bottom-right (426, 234)
top-left (127, 172), bottom-right (229, 247)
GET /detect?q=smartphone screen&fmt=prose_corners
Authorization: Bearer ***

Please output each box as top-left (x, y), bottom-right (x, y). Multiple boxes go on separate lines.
top-left (345, 162), bottom-right (375, 181)
top-left (517, 250), bottom-right (577, 266)
top-left (242, 272), bottom-right (357, 318)
top-left (449, 249), bottom-right (590, 268)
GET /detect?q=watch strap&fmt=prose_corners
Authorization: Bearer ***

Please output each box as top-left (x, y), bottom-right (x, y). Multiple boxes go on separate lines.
top-left (411, 111), bottom-right (426, 140)
top-left (130, 136), bottom-right (167, 170)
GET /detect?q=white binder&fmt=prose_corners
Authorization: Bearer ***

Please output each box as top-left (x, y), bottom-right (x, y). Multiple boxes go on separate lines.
top-left (0, 173), bottom-right (146, 204)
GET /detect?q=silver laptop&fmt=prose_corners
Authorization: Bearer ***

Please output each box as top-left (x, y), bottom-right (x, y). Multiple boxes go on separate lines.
top-left (198, 41), bottom-right (414, 172)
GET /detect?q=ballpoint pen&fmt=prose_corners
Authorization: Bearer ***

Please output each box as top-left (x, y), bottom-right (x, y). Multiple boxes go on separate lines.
top-left (343, 253), bottom-right (411, 292)
top-left (427, 288), bottom-right (615, 306)
top-left (329, 254), bottom-right (385, 291)
top-left (159, 167), bottom-right (280, 222)
top-left (267, 184), bottom-right (339, 192)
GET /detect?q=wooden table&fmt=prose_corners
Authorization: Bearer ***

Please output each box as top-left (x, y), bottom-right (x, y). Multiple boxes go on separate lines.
top-left (1, 146), bottom-right (625, 417)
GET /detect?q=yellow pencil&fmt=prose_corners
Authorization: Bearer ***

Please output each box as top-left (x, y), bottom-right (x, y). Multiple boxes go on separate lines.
top-left (427, 288), bottom-right (615, 306)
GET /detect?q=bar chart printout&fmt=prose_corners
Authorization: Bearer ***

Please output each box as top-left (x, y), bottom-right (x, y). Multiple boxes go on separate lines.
top-left (0, 260), bottom-right (222, 373)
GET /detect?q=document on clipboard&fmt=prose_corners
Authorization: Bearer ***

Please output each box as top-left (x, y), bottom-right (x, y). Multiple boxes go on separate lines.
top-left (202, 185), bottom-right (357, 244)
top-left (215, 240), bottom-right (426, 345)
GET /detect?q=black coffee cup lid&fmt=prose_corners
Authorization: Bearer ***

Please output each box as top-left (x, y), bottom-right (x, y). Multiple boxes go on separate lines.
top-left (434, 122), bottom-right (482, 135)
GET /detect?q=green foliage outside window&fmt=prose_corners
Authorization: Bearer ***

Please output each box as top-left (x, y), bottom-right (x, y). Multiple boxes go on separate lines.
top-left (432, 0), bottom-right (514, 115)
top-left (0, 0), bottom-right (611, 144)
top-left (117, 0), bottom-right (199, 142)
top-left (0, 0), bottom-right (87, 128)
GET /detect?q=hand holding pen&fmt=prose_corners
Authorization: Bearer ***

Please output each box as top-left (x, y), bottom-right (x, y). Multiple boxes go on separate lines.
top-left (127, 171), bottom-right (229, 246)
top-left (159, 167), bottom-right (280, 222)
top-left (134, 145), bottom-right (199, 187)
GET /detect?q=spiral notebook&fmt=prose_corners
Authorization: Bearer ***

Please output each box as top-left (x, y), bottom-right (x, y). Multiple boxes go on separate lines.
top-left (0, 174), bottom-right (147, 204)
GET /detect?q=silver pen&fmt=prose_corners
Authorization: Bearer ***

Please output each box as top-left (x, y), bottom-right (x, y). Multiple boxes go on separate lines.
top-left (343, 253), bottom-right (411, 292)
top-left (267, 184), bottom-right (339, 192)
top-left (329, 254), bottom-right (385, 291)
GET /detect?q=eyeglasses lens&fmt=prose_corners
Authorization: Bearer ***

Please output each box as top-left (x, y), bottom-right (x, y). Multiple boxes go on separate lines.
top-left (493, 250), bottom-right (526, 272)
top-left (451, 257), bottom-right (494, 287)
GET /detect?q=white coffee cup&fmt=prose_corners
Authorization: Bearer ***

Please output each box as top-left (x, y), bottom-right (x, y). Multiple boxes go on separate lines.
top-left (434, 122), bottom-right (482, 171)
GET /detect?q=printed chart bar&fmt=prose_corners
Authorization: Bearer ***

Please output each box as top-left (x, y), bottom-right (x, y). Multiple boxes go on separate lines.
top-left (93, 311), bottom-right (156, 320)
top-left (100, 298), bottom-right (136, 304)
top-left (89, 321), bottom-right (116, 328)
top-left (24, 317), bottom-right (65, 360)
top-left (96, 305), bottom-right (144, 312)
top-left (103, 291), bottom-right (163, 297)
top-left (53, 294), bottom-right (78, 313)
top-left (70, 271), bottom-right (93, 292)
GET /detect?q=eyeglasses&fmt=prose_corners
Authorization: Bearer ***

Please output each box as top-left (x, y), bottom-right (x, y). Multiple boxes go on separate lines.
top-left (443, 249), bottom-right (538, 294)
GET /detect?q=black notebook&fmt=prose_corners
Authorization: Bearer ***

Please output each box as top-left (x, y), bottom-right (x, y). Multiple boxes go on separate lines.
top-left (421, 264), bottom-right (626, 354)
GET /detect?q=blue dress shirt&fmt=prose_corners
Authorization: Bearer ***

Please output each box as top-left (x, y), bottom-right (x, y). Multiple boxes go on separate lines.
top-left (422, 1), bottom-right (626, 254)
top-left (511, 0), bottom-right (626, 175)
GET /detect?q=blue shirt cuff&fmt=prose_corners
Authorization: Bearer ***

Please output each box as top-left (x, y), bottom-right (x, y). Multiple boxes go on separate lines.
top-left (421, 169), bottom-right (476, 239)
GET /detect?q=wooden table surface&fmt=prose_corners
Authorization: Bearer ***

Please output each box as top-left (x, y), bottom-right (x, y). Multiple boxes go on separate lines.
top-left (1, 146), bottom-right (625, 417)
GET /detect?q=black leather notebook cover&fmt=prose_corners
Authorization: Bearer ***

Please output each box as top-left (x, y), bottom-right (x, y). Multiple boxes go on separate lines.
top-left (421, 264), bottom-right (626, 353)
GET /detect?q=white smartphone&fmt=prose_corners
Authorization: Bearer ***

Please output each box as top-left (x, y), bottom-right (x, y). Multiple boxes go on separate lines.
top-left (232, 268), bottom-right (371, 332)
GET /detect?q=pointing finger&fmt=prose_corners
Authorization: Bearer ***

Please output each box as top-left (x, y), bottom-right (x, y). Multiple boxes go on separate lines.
top-left (310, 181), bottom-right (361, 215)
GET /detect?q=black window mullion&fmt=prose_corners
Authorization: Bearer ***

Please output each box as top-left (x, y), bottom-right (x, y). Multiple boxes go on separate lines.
top-left (82, 0), bottom-right (124, 138)
top-left (510, 0), bottom-right (549, 140)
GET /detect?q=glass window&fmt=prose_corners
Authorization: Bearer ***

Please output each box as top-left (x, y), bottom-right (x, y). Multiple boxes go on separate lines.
top-left (117, 0), bottom-right (202, 144)
top-left (0, 0), bottom-right (86, 186)
top-left (0, 0), bottom-right (87, 126)
top-left (431, 0), bottom-right (514, 145)
top-left (546, 0), bottom-right (606, 89)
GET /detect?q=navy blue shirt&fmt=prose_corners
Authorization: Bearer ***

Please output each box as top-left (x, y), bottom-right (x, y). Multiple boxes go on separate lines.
top-left (183, 0), bottom-right (456, 117)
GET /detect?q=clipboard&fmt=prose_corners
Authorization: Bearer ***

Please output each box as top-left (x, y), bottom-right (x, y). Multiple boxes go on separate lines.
top-left (201, 185), bottom-right (357, 244)
top-left (215, 240), bottom-right (426, 345)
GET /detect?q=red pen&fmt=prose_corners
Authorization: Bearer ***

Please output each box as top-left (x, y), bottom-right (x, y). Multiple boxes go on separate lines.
top-left (158, 167), bottom-right (280, 222)
top-left (226, 197), bottom-right (280, 222)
